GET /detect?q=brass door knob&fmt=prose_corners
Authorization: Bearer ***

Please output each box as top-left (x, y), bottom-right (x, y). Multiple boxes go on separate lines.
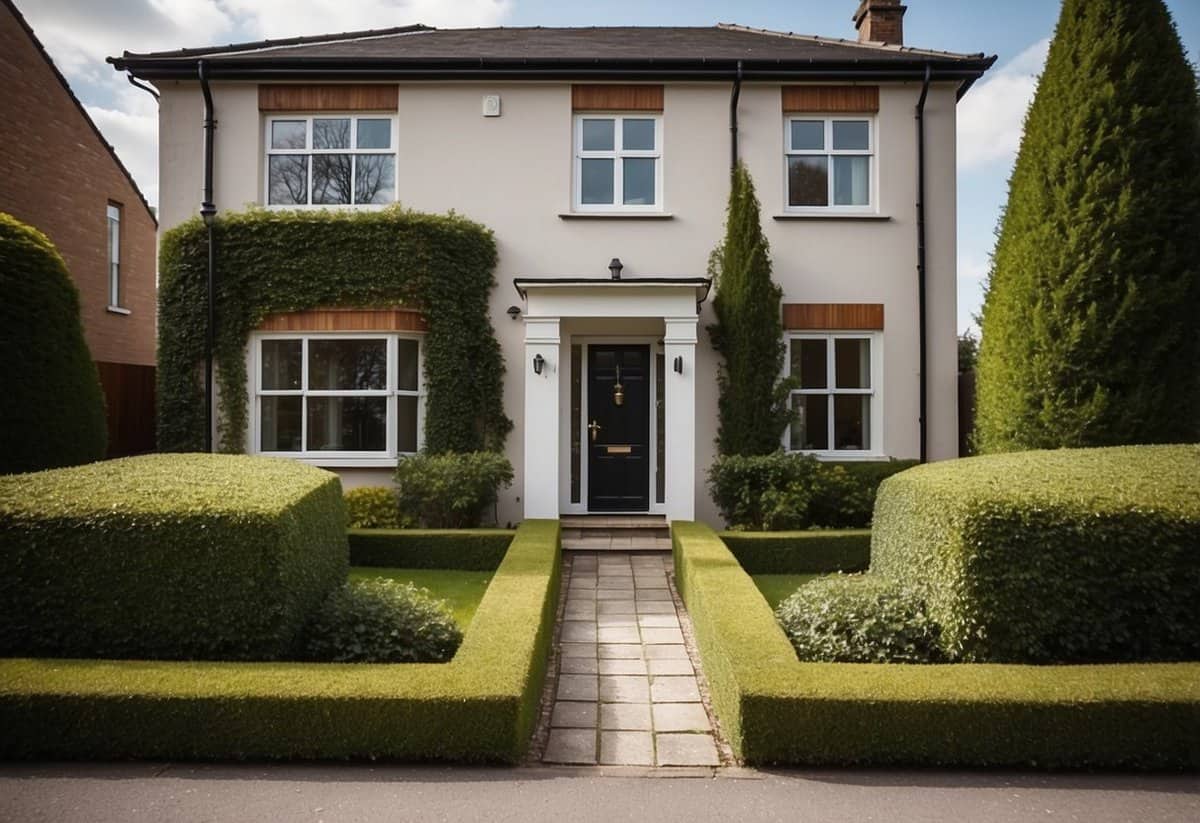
top-left (588, 419), bottom-right (602, 442)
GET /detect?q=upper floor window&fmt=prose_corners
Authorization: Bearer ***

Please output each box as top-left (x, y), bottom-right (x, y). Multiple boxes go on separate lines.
top-left (265, 115), bottom-right (397, 207)
top-left (106, 203), bottom-right (124, 310)
top-left (785, 117), bottom-right (873, 211)
top-left (573, 114), bottom-right (662, 212)
top-left (786, 333), bottom-right (880, 455)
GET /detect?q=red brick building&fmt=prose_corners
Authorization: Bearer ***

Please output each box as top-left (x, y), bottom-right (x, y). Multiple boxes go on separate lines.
top-left (0, 0), bottom-right (157, 455)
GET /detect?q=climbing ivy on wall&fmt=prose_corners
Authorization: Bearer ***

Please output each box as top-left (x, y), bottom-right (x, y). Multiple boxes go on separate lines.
top-left (157, 207), bottom-right (511, 454)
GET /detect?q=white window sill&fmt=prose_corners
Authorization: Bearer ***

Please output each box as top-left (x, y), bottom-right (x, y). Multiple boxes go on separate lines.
top-left (789, 451), bottom-right (889, 462)
top-left (773, 213), bottom-right (891, 221)
top-left (559, 212), bottom-right (675, 220)
top-left (106, 305), bottom-right (132, 315)
top-left (259, 455), bottom-right (404, 469)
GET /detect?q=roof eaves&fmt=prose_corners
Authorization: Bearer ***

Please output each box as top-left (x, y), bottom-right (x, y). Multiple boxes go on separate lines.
top-left (113, 23), bottom-right (434, 63)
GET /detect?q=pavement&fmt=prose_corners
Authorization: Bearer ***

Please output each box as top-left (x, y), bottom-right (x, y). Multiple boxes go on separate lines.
top-left (1, 762), bottom-right (1197, 823)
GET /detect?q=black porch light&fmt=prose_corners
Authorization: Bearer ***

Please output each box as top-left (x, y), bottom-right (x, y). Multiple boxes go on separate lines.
top-left (609, 257), bottom-right (623, 280)
top-left (533, 353), bottom-right (545, 375)
top-left (506, 305), bottom-right (521, 320)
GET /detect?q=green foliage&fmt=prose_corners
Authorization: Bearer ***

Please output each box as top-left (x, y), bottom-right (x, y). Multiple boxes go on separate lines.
top-left (707, 164), bottom-right (795, 455)
top-left (975, 0), bottom-right (1200, 452)
top-left (344, 486), bottom-right (407, 529)
top-left (957, 331), bottom-right (978, 373)
top-left (349, 528), bottom-right (513, 570)
top-left (721, 530), bottom-right (871, 574)
top-left (0, 520), bottom-right (562, 763)
top-left (871, 445), bottom-right (1200, 663)
top-left (157, 207), bottom-right (511, 454)
top-left (776, 574), bottom-right (943, 664)
top-left (394, 451), bottom-right (514, 528)
top-left (348, 567), bottom-right (494, 629)
top-left (0, 211), bottom-right (106, 472)
top-left (303, 579), bottom-right (462, 663)
top-left (0, 454), bottom-right (348, 661)
top-left (708, 452), bottom-right (916, 529)
top-left (673, 520), bottom-right (1200, 768)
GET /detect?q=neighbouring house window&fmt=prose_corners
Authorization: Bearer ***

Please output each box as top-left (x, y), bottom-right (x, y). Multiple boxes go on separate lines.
top-left (574, 114), bottom-right (662, 211)
top-left (265, 115), bottom-right (397, 206)
top-left (787, 334), bottom-right (879, 454)
top-left (785, 117), bottom-right (873, 210)
top-left (106, 203), bottom-right (122, 307)
top-left (256, 334), bottom-right (421, 459)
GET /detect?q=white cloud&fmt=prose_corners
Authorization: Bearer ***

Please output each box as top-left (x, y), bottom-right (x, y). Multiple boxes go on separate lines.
top-left (957, 37), bottom-right (1050, 172)
top-left (219, 0), bottom-right (513, 39)
top-left (86, 105), bottom-right (160, 207)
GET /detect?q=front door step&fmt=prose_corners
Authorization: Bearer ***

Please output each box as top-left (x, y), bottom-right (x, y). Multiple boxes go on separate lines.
top-left (560, 515), bottom-right (670, 552)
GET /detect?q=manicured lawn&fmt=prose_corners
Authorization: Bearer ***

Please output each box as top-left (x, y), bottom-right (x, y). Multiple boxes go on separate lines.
top-left (349, 567), bottom-right (492, 630)
top-left (752, 573), bottom-right (821, 611)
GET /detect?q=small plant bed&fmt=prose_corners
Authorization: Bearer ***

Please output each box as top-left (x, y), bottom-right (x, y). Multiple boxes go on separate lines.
top-left (750, 574), bottom-right (821, 611)
top-left (348, 567), bottom-right (493, 630)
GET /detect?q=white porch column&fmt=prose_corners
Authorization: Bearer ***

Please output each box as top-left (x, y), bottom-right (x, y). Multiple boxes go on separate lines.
top-left (664, 316), bottom-right (698, 522)
top-left (523, 317), bottom-right (561, 519)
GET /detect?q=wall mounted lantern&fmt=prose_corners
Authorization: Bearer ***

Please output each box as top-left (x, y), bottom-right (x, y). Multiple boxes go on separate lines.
top-left (609, 257), bottom-right (624, 280)
top-left (673, 356), bottom-right (684, 374)
top-left (533, 353), bottom-right (545, 375)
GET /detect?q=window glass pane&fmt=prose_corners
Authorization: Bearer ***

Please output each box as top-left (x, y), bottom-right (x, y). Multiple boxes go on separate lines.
top-left (311, 154), bottom-right (352, 205)
top-left (260, 396), bottom-right (302, 451)
top-left (833, 156), bottom-right (870, 206)
top-left (107, 211), bottom-right (120, 263)
top-left (787, 156), bottom-right (829, 207)
top-left (581, 158), bottom-right (614, 204)
top-left (306, 397), bottom-right (387, 451)
top-left (790, 339), bottom-right (827, 389)
top-left (396, 339), bottom-right (419, 391)
top-left (790, 120), bottom-right (824, 151)
top-left (261, 339), bottom-right (302, 390)
top-left (268, 155), bottom-right (308, 205)
top-left (397, 395), bottom-right (419, 453)
top-left (790, 394), bottom-right (829, 451)
top-left (582, 119), bottom-right (615, 151)
top-left (354, 154), bottom-right (395, 204)
top-left (270, 120), bottom-right (306, 150)
top-left (623, 158), bottom-right (655, 205)
top-left (834, 395), bottom-right (870, 451)
top-left (834, 338), bottom-right (871, 389)
top-left (622, 118), bottom-right (655, 151)
top-left (356, 118), bottom-right (391, 149)
top-left (312, 118), bottom-right (351, 149)
top-left (308, 339), bottom-right (386, 390)
top-left (832, 120), bottom-right (870, 151)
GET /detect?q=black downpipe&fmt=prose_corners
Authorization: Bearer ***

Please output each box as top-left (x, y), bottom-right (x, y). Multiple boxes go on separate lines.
top-left (915, 63), bottom-right (932, 464)
top-left (729, 60), bottom-right (743, 170)
top-left (126, 72), bottom-right (160, 101)
top-left (198, 60), bottom-right (218, 453)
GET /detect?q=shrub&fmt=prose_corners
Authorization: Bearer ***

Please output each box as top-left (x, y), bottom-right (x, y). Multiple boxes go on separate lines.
top-left (344, 486), bottom-right (406, 529)
top-left (776, 574), bottom-right (942, 664)
top-left (394, 451), bottom-right (513, 528)
top-left (871, 445), bottom-right (1200, 663)
top-left (0, 211), bottom-right (106, 473)
top-left (0, 454), bottom-right (348, 660)
top-left (720, 530), bottom-right (870, 574)
top-left (349, 529), bottom-right (513, 570)
top-left (303, 579), bottom-right (462, 663)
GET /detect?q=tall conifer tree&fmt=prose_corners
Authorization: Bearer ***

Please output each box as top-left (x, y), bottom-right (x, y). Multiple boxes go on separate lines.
top-left (975, 0), bottom-right (1200, 452)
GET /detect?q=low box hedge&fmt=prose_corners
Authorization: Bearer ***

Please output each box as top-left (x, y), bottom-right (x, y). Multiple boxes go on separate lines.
top-left (719, 530), bottom-right (870, 574)
top-left (872, 445), bottom-right (1200, 663)
top-left (0, 519), bottom-right (560, 762)
top-left (348, 529), bottom-right (514, 570)
top-left (0, 454), bottom-right (347, 661)
top-left (674, 521), bottom-right (1200, 768)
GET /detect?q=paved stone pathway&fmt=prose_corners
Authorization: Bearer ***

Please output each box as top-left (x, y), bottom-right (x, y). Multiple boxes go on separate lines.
top-left (540, 552), bottom-right (723, 767)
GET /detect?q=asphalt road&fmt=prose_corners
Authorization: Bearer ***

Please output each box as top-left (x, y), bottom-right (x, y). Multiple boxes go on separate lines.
top-left (1, 763), bottom-right (1197, 823)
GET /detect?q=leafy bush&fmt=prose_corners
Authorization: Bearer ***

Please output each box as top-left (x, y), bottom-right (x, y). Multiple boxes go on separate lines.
top-left (349, 529), bottom-right (513, 570)
top-left (344, 486), bottom-right (407, 529)
top-left (872, 445), bottom-right (1200, 663)
top-left (303, 579), bottom-right (462, 663)
top-left (709, 452), bottom-right (916, 530)
top-left (720, 530), bottom-right (870, 574)
top-left (394, 451), bottom-right (513, 528)
top-left (776, 574), bottom-right (942, 664)
top-left (0, 454), bottom-right (348, 660)
top-left (0, 211), bottom-right (106, 473)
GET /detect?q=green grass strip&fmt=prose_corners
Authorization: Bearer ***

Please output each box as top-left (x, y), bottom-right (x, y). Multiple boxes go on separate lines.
top-left (348, 567), bottom-right (493, 630)
top-left (751, 574), bottom-right (822, 611)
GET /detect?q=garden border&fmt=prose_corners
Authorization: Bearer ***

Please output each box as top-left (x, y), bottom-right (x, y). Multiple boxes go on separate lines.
top-left (719, 529), bottom-right (870, 574)
top-left (673, 521), bottom-right (1200, 768)
top-left (349, 528), bottom-right (515, 570)
top-left (0, 520), bottom-right (560, 763)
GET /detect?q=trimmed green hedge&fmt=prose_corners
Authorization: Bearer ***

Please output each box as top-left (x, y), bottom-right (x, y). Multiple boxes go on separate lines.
top-left (719, 530), bottom-right (870, 574)
top-left (872, 445), bottom-right (1200, 663)
top-left (0, 454), bottom-right (346, 661)
top-left (0, 519), bottom-right (560, 762)
top-left (675, 522), bottom-right (1200, 767)
top-left (349, 529), bottom-right (514, 570)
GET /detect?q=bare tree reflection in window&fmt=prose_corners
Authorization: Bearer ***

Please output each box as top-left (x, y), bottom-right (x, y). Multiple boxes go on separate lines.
top-left (268, 155), bottom-right (308, 205)
top-left (313, 154), bottom-right (353, 204)
top-left (355, 155), bottom-right (395, 204)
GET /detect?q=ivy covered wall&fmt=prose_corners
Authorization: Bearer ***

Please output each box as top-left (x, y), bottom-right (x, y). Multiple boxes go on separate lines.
top-left (157, 207), bottom-right (511, 454)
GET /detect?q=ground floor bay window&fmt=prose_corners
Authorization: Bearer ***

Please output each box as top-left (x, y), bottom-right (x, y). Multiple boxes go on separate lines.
top-left (786, 332), bottom-right (882, 457)
top-left (252, 333), bottom-right (422, 464)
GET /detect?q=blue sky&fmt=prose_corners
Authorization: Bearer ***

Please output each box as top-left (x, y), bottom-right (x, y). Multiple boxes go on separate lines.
top-left (21, 0), bottom-right (1199, 335)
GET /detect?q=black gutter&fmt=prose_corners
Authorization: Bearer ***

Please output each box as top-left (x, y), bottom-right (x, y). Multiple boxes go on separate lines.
top-left (915, 63), bottom-right (932, 464)
top-left (198, 60), bottom-right (218, 454)
top-left (729, 59), bottom-right (743, 170)
top-left (125, 72), bottom-right (160, 101)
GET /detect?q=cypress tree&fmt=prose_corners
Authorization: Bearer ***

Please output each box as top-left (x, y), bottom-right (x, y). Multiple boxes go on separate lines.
top-left (707, 164), bottom-right (794, 455)
top-left (975, 0), bottom-right (1200, 452)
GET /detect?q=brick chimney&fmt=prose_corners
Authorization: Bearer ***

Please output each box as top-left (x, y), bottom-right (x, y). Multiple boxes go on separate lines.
top-left (854, 0), bottom-right (906, 46)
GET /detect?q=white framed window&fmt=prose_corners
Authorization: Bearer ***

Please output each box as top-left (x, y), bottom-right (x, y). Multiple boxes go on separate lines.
top-left (253, 333), bottom-right (422, 463)
top-left (784, 117), bottom-right (875, 212)
top-left (573, 114), bottom-right (663, 212)
top-left (264, 115), bottom-right (397, 207)
top-left (786, 333), bottom-right (882, 456)
top-left (106, 203), bottom-right (122, 309)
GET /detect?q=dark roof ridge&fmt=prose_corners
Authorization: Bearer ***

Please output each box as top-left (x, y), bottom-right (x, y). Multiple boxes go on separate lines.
top-left (115, 23), bottom-right (434, 61)
top-left (715, 22), bottom-right (987, 60)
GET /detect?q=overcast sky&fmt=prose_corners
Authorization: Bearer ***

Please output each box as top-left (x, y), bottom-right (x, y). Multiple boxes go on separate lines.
top-left (16, 0), bottom-right (1200, 335)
